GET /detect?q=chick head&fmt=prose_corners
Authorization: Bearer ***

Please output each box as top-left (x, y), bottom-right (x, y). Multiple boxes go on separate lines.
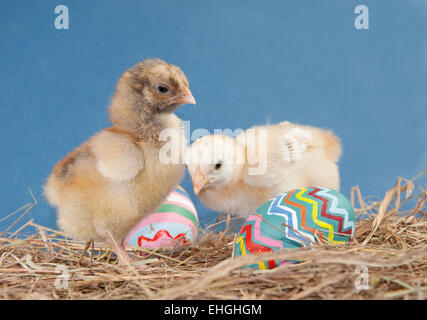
top-left (185, 135), bottom-right (245, 195)
top-left (112, 58), bottom-right (195, 116)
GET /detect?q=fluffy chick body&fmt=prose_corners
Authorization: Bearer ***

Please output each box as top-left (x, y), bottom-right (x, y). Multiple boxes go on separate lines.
top-left (44, 59), bottom-right (194, 263)
top-left (186, 121), bottom-right (341, 218)
top-left (44, 119), bottom-right (184, 243)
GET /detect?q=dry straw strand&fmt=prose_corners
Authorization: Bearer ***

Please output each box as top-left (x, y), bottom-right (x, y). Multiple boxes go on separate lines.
top-left (0, 171), bottom-right (426, 300)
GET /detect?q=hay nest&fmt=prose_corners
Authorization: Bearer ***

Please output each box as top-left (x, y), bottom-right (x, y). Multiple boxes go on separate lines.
top-left (0, 171), bottom-right (426, 300)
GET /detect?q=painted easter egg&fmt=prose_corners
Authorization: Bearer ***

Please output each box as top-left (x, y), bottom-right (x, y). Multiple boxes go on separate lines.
top-left (233, 187), bottom-right (356, 270)
top-left (125, 186), bottom-right (199, 249)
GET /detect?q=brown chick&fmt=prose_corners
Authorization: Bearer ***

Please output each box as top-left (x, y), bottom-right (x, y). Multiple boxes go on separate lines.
top-left (44, 58), bottom-right (196, 264)
top-left (186, 121), bottom-right (341, 218)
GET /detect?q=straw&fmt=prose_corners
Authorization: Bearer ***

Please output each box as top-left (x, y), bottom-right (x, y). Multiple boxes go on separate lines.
top-left (0, 171), bottom-right (425, 300)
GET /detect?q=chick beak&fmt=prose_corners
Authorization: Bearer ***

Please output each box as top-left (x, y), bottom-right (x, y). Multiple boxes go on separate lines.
top-left (175, 88), bottom-right (196, 105)
top-left (192, 165), bottom-right (211, 195)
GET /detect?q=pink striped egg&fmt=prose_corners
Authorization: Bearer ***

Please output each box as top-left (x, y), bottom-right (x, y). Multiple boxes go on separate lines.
top-left (125, 186), bottom-right (199, 249)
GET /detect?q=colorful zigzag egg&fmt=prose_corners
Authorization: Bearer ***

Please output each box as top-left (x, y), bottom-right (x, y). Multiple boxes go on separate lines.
top-left (125, 186), bottom-right (199, 249)
top-left (233, 187), bottom-right (356, 270)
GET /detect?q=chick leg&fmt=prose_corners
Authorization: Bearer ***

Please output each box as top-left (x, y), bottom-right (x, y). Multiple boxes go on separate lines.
top-left (106, 231), bottom-right (133, 265)
top-left (90, 241), bottom-right (94, 265)
top-left (114, 242), bottom-right (133, 265)
top-left (78, 240), bottom-right (93, 265)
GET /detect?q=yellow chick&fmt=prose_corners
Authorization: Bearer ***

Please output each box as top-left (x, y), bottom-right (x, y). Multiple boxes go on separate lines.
top-left (44, 58), bottom-right (196, 264)
top-left (185, 121), bottom-right (341, 218)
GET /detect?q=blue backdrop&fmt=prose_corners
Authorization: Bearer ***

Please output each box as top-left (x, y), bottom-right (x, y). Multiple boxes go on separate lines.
top-left (1, 0), bottom-right (426, 231)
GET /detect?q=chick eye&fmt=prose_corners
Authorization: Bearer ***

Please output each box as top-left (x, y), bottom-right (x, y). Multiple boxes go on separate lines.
top-left (215, 162), bottom-right (222, 170)
top-left (157, 85), bottom-right (169, 94)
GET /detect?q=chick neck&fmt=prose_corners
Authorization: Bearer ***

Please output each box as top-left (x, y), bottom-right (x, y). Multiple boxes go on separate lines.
top-left (109, 88), bottom-right (178, 147)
